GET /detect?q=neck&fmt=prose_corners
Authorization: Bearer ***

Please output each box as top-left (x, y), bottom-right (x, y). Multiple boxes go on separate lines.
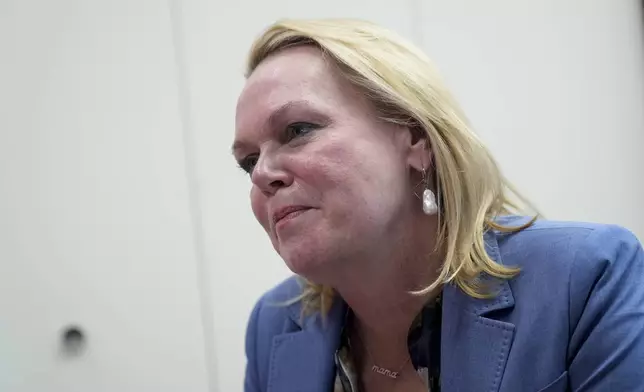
top-left (332, 216), bottom-right (443, 352)
top-left (339, 270), bottom-right (437, 341)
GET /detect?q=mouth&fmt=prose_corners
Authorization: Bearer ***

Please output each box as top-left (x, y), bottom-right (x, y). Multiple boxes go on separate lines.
top-left (273, 206), bottom-right (312, 226)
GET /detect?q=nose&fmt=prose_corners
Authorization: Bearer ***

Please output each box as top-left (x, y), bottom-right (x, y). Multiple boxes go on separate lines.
top-left (251, 151), bottom-right (293, 195)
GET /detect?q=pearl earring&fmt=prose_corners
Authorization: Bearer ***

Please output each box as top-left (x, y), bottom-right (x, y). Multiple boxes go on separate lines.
top-left (421, 168), bottom-right (438, 215)
top-left (423, 187), bottom-right (438, 215)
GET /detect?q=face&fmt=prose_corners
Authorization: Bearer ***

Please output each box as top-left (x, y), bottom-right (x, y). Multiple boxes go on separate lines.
top-left (233, 46), bottom-right (424, 283)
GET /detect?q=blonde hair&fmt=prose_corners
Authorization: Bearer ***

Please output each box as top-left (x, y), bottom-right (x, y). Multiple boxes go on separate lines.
top-left (244, 18), bottom-right (537, 315)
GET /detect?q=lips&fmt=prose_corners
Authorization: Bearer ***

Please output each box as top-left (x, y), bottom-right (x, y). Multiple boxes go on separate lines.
top-left (272, 206), bottom-right (311, 226)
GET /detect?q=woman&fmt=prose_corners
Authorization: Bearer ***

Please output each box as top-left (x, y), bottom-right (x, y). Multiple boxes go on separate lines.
top-left (233, 18), bottom-right (644, 392)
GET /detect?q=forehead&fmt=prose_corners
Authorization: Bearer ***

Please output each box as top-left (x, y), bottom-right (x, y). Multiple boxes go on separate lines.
top-left (235, 46), bottom-right (358, 134)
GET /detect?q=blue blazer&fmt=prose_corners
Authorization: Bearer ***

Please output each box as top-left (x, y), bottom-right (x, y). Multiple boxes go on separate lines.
top-left (244, 218), bottom-right (644, 392)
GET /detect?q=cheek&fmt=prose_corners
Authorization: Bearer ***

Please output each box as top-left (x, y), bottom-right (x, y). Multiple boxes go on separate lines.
top-left (291, 149), bottom-right (352, 208)
top-left (249, 186), bottom-right (269, 231)
top-left (313, 140), bottom-right (390, 194)
top-left (295, 146), bottom-right (372, 223)
top-left (289, 132), bottom-right (406, 220)
top-left (315, 139), bottom-right (406, 218)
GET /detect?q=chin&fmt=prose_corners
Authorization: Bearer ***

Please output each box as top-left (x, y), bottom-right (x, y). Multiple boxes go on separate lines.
top-left (283, 254), bottom-right (325, 281)
top-left (281, 248), bottom-right (335, 284)
top-left (274, 224), bottom-right (345, 284)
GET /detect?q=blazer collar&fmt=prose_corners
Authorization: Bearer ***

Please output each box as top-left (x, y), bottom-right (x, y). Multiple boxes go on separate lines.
top-left (267, 285), bottom-right (347, 392)
top-left (267, 229), bottom-right (515, 392)
top-left (440, 229), bottom-right (516, 392)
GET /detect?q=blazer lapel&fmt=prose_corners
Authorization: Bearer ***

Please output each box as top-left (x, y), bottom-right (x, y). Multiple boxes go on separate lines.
top-left (267, 295), bottom-right (346, 392)
top-left (441, 230), bottom-right (516, 392)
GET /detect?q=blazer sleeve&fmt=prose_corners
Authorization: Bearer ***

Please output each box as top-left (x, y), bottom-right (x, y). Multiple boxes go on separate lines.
top-left (244, 298), bottom-right (263, 392)
top-left (568, 225), bottom-right (644, 391)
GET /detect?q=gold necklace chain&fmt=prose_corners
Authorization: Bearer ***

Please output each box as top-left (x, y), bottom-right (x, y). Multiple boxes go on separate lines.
top-left (350, 333), bottom-right (411, 380)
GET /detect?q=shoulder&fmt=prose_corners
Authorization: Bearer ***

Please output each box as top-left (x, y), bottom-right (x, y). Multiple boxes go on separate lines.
top-left (248, 275), bottom-right (303, 334)
top-left (495, 217), bottom-right (644, 388)
top-left (494, 216), bottom-right (644, 323)
top-left (494, 216), bottom-right (642, 272)
top-left (244, 276), bottom-right (303, 390)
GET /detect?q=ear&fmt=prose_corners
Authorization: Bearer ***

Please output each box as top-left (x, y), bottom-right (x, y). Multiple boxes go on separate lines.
top-left (406, 127), bottom-right (432, 172)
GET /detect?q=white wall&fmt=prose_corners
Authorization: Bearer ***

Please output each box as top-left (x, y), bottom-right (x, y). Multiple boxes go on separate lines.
top-left (178, 1), bottom-right (643, 391)
top-left (0, 1), bottom-right (210, 391)
top-left (1, 1), bottom-right (642, 391)
top-left (418, 0), bottom-right (644, 231)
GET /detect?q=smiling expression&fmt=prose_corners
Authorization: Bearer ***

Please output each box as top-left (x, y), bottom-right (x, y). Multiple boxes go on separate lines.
top-left (233, 46), bottom-right (421, 282)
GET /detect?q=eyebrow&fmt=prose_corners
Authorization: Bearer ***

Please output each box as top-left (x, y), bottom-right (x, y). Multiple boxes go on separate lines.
top-left (231, 100), bottom-right (315, 155)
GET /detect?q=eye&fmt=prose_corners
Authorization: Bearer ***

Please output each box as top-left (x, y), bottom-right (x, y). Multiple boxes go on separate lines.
top-left (238, 154), bottom-right (259, 174)
top-left (285, 122), bottom-right (319, 140)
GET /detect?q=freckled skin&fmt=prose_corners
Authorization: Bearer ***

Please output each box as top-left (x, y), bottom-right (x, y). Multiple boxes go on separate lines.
top-left (234, 46), bottom-right (422, 284)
